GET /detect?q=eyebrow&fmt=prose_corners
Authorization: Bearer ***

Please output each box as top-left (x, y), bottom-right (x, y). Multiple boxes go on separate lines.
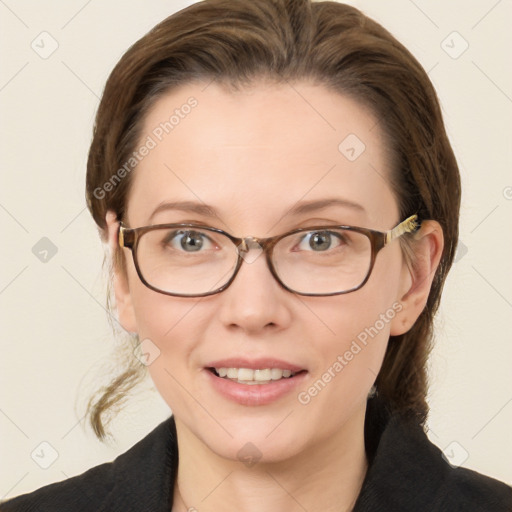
top-left (148, 197), bottom-right (366, 222)
top-left (287, 198), bottom-right (366, 216)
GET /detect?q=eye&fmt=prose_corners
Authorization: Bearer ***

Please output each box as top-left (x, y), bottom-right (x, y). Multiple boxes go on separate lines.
top-left (296, 230), bottom-right (347, 252)
top-left (163, 229), bottom-right (216, 253)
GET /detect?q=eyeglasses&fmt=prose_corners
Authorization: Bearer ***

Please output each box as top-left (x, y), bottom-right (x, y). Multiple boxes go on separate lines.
top-left (118, 214), bottom-right (419, 297)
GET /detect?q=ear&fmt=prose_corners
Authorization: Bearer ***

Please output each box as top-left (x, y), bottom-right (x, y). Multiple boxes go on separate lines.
top-left (390, 220), bottom-right (444, 336)
top-left (105, 210), bottom-right (138, 334)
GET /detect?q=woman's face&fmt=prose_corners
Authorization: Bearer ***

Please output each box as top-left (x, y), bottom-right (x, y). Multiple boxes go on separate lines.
top-left (115, 81), bottom-right (413, 462)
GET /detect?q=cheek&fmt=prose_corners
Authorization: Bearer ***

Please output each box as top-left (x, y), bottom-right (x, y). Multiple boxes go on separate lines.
top-left (299, 249), bottom-right (403, 405)
top-left (131, 288), bottom-right (183, 340)
top-left (130, 284), bottom-right (211, 358)
top-left (296, 299), bottom-right (393, 423)
top-left (309, 291), bottom-right (395, 378)
top-left (128, 283), bottom-right (210, 412)
top-left (318, 245), bottom-right (403, 344)
top-left (125, 256), bottom-right (201, 341)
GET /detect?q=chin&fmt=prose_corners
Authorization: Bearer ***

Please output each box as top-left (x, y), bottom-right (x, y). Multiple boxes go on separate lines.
top-left (199, 415), bottom-right (310, 465)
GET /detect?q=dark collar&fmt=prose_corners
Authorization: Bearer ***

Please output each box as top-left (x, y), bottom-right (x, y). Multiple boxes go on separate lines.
top-left (353, 395), bottom-right (512, 511)
top-left (51, 396), bottom-right (512, 511)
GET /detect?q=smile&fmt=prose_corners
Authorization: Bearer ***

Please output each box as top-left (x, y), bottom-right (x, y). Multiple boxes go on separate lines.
top-left (210, 367), bottom-right (304, 384)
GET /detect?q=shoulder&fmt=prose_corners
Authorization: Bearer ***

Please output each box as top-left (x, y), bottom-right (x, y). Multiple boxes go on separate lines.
top-left (435, 464), bottom-right (512, 511)
top-left (0, 416), bottom-right (177, 512)
top-left (356, 397), bottom-right (512, 511)
top-left (0, 461), bottom-right (115, 511)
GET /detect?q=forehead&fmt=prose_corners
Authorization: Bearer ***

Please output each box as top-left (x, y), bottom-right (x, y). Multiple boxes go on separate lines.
top-left (127, 81), bottom-right (398, 231)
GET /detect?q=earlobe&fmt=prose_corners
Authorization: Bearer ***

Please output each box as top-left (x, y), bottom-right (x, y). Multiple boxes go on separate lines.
top-left (390, 220), bottom-right (444, 336)
top-left (105, 211), bottom-right (138, 334)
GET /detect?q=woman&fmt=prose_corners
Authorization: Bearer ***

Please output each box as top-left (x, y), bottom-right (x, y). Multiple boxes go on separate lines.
top-left (2, 0), bottom-right (511, 510)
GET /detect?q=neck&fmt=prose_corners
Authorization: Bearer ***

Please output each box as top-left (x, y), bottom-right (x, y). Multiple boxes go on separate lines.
top-left (172, 405), bottom-right (368, 512)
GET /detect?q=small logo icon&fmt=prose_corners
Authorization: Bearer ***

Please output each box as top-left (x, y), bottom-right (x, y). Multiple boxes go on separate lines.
top-left (442, 440), bottom-right (469, 467)
top-left (31, 441), bottom-right (59, 469)
top-left (237, 239), bottom-right (263, 264)
top-left (454, 239), bottom-right (468, 263)
top-left (338, 134), bottom-right (366, 162)
top-left (134, 338), bottom-right (161, 366)
top-left (32, 237), bottom-right (58, 263)
top-left (31, 31), bottom-right (59, 59)
top-left (237, 442), bottom-right (262, 468)
top-left (441, 31), bottom-right (469, 59)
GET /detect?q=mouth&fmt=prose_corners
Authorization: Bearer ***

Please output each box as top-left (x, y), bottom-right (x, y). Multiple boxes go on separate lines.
top-left (206, 367), bottom-right (308, 385)
top-left (203, 358), bottom-right (309, 405)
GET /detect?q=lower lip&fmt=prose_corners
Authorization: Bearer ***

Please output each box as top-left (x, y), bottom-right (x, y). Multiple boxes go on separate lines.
top-left (204, 368), bottom-right (308, 406)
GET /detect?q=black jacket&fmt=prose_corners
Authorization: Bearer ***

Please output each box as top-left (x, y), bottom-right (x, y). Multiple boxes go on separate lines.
top-left (2, 396), bottom-right (511, 511)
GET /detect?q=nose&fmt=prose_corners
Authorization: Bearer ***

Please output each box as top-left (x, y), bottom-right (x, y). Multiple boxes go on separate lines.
top-left (217, 244), bottom-right (292, 334)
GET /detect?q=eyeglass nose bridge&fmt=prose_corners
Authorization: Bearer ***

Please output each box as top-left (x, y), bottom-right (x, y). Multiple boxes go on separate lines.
top-left (237, 236), bottom-right (263, 253)
top-left (236, 236), bottom-right (266, 264)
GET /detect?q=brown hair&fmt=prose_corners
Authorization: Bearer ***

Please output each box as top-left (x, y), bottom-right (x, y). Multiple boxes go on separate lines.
top-left (85, 0), bottom-right (460, 440)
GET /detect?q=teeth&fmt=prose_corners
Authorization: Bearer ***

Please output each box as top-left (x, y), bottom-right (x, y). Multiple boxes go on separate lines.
top-left (271, 368), bottom-right (283, 380)
top-left (227, 368), bottom-right (238, 378)
top-left (214, 367), bottom-right (298, 383)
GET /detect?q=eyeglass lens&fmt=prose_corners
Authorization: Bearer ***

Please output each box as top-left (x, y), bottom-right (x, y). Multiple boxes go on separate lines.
top-left (134, 226), bottom-right (373, 296)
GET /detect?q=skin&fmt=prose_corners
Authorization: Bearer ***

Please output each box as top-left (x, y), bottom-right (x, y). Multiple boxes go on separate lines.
top-left (105, 81), bottom-right (443, 512)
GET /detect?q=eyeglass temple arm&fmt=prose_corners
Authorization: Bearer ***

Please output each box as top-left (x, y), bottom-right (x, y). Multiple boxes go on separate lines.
top-left (118, 224), bottom-right (134, 249)
top-left (385, 214), bottom-right (419, 245)
top-left (118, 225), bottom-right (125, 248)
top-left (118, 217), bottom-right (419, 250)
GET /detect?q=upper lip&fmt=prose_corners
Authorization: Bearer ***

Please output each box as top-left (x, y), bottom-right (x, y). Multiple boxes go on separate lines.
top-left (205, 358), bottom-right (306, 372)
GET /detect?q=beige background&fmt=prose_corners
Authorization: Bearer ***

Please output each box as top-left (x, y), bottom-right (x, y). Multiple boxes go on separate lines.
top-left (1, 0), bottom-right (511, 499)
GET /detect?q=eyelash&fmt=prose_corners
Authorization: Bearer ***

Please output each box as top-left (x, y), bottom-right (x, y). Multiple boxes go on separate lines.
top-left (160, 228), bottom-right (348, 256)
